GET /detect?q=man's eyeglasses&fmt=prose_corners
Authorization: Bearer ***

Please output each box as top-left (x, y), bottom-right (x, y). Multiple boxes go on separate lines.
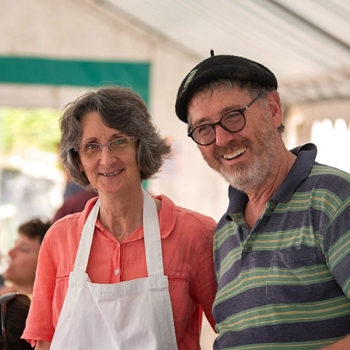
top-left (0, 292), bottom-right (19, 340)
top-left (187, 92), bottom-right (261, 146)
top-left (73, 137), bottom-right (138, 158)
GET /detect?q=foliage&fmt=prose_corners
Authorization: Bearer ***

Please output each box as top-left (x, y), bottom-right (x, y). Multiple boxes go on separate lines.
top-left (0, 108), bottom-right (61, 154)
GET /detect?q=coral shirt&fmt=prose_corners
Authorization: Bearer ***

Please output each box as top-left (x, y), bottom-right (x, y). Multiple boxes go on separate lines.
top-left (23, 195), bottom-right (217, 349)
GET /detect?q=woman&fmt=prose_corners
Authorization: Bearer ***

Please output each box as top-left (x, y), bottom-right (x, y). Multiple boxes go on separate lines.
top-left (23, 86), bottom-right (217, 349)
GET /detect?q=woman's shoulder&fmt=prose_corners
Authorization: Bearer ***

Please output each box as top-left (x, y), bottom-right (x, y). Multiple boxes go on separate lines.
top-left (158, 194), bottom-right (217, 235)
top-left (42, 211), bottom-right (87, 254)
top-left (49, 197), bottom-right (98, 237)
top-left (164, 195), bottom-right (215, 221)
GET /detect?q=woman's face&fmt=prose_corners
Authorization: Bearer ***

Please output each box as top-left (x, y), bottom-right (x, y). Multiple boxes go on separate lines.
top-left (77, 112), bottom-right (141, 196)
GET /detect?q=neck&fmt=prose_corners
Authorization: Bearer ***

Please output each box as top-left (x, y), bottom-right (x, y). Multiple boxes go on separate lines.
top-left (244, 149), bottom-right (296, 228)
top-left (98, 187), bottom-right (145, 242)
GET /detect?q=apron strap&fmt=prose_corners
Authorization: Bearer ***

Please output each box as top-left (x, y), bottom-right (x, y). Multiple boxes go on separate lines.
top-left (142, 189), bottom-right (164, 276)
top-left (73, 198), bottom-right (100, 272)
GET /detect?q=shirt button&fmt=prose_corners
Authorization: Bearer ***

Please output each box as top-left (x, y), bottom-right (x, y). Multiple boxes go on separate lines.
top-left (117, 243), bottom-right (120, 248)
top-left (114, 269), bottom-right (120, 275)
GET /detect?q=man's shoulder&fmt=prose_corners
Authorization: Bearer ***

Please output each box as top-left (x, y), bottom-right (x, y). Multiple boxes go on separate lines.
top-left (311, 163), bottom-right (350, 180)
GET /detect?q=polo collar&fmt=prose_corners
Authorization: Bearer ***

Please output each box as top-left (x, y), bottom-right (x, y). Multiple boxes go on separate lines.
top-left (226, 143), bottom-right (317, 215)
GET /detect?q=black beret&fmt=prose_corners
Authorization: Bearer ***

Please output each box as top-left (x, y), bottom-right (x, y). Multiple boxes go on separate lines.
top-left (175, 53), bottom-right (278, 123)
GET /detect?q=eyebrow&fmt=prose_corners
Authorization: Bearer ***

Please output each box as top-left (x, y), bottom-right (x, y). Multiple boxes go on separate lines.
top-left (191, 104), bottom-right (243, 128)
top-left (81, 134), bottom-right (127, 143)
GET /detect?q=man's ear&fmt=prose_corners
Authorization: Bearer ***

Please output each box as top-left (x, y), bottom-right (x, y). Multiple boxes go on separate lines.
top-left (267, 91), bottom-right (283, 128)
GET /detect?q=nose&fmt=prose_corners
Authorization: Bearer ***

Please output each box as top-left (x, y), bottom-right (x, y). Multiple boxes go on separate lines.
top-left (214, 124), bottom-right (236, 147)
top-left (99, 144), bottom-right (115, 165)
top-left (8, 247), bottom-right (16, 257)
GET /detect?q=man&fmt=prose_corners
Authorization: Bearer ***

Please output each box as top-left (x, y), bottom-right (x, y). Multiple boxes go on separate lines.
top-left (0, 218), bottom-right (51, 296)
top-left (175, 51), bottom-right (350, 349)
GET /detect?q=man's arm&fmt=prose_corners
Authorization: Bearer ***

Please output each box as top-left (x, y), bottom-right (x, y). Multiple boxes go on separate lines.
top-left (323, 335), bottom-right (350, 349)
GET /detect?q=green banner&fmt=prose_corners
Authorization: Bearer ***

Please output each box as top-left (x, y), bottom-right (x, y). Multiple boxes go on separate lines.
top-left (0, 56), bottom-right (150, 104)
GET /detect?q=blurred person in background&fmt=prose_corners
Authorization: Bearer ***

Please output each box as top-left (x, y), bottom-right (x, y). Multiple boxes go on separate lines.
top-left (0, 292), bottom-right (32, 350)
top-left (23, 86), bottom-right (216, 350)
top-left (52, 187), bottom-right (97, 222)
top-left (0, 219), bottom-right (51, 297)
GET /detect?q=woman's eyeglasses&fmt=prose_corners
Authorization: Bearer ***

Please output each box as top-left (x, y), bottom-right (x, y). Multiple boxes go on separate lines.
top-left (0, 292), bottom-right (19, 340)
top-left (73, 136), bottom-right (138, 158)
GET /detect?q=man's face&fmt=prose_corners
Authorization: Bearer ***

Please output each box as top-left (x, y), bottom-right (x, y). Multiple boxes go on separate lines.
top-left (3, 233), bottom-right (41, 288)
top-left (187, 87), bottom-right (282, 192)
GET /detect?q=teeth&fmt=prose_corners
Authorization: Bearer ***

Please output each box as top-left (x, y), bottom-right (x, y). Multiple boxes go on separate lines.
top-left (223, 147), bottom-right (246, 160)
top-left (102, 170), bottom-right (121, 176)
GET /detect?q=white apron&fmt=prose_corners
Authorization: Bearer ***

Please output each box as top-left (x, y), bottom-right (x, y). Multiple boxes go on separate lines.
top-left (50, 189), bottom-right (178, 350)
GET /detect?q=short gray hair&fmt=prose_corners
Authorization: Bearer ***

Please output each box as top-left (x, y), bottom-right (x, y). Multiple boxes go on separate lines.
top-left (60, 86), bottom-right (171, 188)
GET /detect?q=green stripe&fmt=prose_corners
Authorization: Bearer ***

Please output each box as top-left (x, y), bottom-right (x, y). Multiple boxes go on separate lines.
top-left (311, 164), bottom-right (350, 180)
top-left (216, 246), bottom-right (241, 279)
top-left (271, 190), bottom-right (341, 218)
top-left (326, 195), bottom-right (350, 270)
top-left (220, 296), bottom-right (350, 332)
top-left (215, 265), bottom-right (333, 304)
top-left (343, 276), bottom-right (350, 298)
top-left (220, 337), bottom-right (342, 349)
top-left (328, 230), bottom-right (350, 269)
top-left (0, 56), bottom-right (150, 104)
top-left (214, 224), bottom-right (240, 280)
top-left (215, 224), bottom-right (327, 287)
top-left (244, 227), bottom-right (322, 250)
top-left (214, 222), bottom-right (237, 252)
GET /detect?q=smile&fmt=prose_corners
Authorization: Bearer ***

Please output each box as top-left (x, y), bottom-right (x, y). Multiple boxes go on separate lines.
top-left (223, 147), bottom-right (247, 160)
top-left (101, 170), bottom-right (122, 177)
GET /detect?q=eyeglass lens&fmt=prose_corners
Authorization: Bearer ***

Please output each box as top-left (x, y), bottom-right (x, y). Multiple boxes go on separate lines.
top-left (75, 137), bottom-right (137, 157)
top-left (188, 92), bottom-right (260, 146)
top-left (191, 111), bottom-right (245, 146)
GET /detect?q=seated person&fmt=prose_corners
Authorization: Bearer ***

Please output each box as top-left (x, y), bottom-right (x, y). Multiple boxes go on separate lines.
top-left (0, 219), bottom-right (51, 297)
top-left (0, 292), bottom-right (32, 350)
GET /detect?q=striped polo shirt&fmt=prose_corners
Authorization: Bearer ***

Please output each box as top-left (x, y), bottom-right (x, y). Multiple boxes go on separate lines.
top-left (213, 143), bottom-right (350, 349)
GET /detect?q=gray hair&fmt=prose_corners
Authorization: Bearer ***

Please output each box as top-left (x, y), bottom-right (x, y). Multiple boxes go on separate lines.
top-left (60, 86), bottom-right (171, 188)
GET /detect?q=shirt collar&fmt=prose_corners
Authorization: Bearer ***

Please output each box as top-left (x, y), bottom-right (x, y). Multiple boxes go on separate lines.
top-left (226, 143), bottom-right (317, 215)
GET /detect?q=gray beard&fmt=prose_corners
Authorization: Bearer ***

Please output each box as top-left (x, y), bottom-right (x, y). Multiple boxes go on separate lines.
top-left (219, 155), bottom-right (273, 193)
top-left (215, 116), bottom-right (278, 193)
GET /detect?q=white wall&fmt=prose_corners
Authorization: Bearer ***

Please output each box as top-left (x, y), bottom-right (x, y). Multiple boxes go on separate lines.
top-left (0, 0), bottom-right (228, 221)
top-left (284, 99), bottom-right (350, 174)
